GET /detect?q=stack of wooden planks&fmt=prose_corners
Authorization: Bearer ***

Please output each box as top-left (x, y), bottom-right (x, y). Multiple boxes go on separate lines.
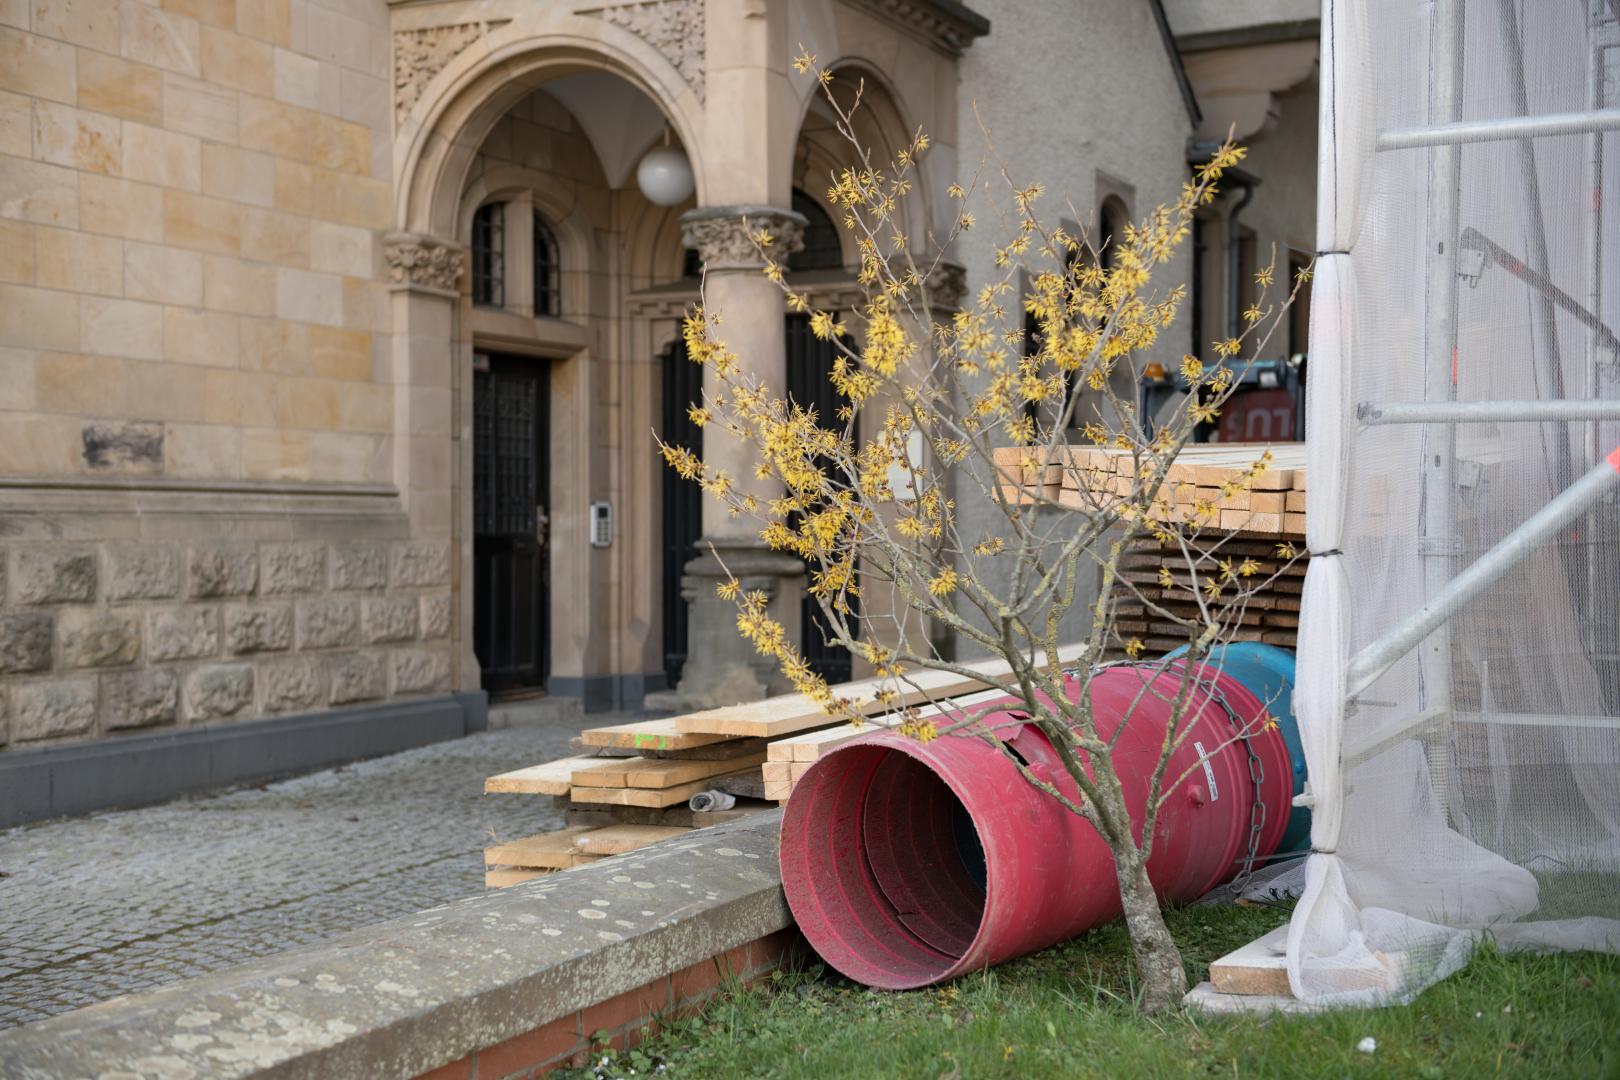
top-left (1109, 532), bottom-right (1308, 655)
top-left (482, 646), bottom-right (1086, 885)
top-left (993, 443), bottom-right (1308, 538)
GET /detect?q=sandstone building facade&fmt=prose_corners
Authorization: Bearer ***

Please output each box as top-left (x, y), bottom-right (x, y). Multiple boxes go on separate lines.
top-left (0, 0), bottom-right (1316, 822)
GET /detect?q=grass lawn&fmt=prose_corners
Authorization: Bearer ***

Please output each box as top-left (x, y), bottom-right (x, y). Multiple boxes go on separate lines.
top-left (559, 902), bottom-right (1620, 1079)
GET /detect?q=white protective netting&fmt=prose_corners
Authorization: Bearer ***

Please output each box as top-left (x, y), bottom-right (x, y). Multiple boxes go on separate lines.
top-left (1291, 0), bottom-right (1620, 1005)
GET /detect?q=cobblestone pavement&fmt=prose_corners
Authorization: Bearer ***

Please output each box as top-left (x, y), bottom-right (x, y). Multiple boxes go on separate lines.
top-left (0, 712), bottom-right (605, 1029)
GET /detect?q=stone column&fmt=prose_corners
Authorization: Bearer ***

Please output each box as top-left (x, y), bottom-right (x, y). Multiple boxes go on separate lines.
top-left (671, 205), bottom-right (806, 709)
top-left (384, 232), bottom-right (474, 691)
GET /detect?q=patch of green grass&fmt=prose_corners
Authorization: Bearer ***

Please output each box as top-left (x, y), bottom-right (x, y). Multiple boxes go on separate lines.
top-left (559, 903), bottom-right (1620, 1079)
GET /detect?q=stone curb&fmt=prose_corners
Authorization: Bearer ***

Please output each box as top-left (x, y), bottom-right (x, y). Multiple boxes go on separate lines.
top-left (0, 811), bottom-right (789, 1079)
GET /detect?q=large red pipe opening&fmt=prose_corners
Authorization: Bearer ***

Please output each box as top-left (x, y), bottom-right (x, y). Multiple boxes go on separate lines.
top-left (779, 660), bottom-right (1296, 989)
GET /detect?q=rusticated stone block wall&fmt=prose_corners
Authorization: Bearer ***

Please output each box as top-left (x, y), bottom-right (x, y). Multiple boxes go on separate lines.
top-left (0, 538), bottom-right (453, 748)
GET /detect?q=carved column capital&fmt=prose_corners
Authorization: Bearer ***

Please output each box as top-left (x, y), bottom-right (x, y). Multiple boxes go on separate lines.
top-left (679, 205), bottom-right (807, 272)
top-left (384, 233), bottom-right (466, 295)
top-left (925, 260), bottom-right (968, 312)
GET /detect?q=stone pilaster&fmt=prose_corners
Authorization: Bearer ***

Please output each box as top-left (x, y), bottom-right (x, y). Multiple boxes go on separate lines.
top-left (667, 206), bottom-right (807, 709)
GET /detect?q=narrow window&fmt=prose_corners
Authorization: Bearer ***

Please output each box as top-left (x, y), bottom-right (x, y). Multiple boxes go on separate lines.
top-left (533, 215), bottom-right (560, 317)
top-left (471, 202), bottom-right (505, 307)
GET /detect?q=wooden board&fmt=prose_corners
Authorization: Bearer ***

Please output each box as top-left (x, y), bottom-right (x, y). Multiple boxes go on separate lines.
top-left (577, 717), bottom-right (735, 752)
top-left (484, 826), bottom-right (599, 868)
top-left (574, 825), bottom-right (691, 855)
top-left (675, 643), bottom-right (1087, 738)
top-left (485, 757), bottom-right (609, 795)
top-left (1208, 924), bottom-right (1291, 997)
top-left (708, 768), bottom-right (767, 801)
top-left (569, 768), bottom-right (759, 808)
top-left (569, 752), bottom-right (766, 790)
top-left (690, 798), bottom-right (776, 824)
top-left (486, 868), bottom-right (549, 888)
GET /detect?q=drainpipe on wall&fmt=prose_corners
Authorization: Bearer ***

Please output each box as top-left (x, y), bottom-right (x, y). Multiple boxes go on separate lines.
top-left (1224, 171), bottom-right (1259, 340)
top-left (1186, 141), bottom-right (1261, 344)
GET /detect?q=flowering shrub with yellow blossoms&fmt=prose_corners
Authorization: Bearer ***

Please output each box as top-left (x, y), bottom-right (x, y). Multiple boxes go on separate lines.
top-left (658, 54), bottom-right (1309, 1012)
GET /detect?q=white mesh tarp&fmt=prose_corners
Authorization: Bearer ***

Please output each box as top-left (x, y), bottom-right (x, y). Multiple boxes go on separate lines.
top-left (1291, 0), bottom-right (1620, 1005)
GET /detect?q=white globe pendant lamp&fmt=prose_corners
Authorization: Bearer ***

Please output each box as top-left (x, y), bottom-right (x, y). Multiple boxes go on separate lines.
top-left (636, 139), bottom-right (694, 206)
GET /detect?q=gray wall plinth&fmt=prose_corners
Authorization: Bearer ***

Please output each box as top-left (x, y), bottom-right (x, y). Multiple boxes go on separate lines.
top-left (0, 690), bottom-right (488, 828)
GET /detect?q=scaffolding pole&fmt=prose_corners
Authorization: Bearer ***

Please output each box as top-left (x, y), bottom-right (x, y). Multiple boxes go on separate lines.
top-left (1358, 400), bottom-right (1620, 424)
top-left (1348, 452), bottom-right (1620, 699)
top-left (1377, 108), bottom-right (1620, 150)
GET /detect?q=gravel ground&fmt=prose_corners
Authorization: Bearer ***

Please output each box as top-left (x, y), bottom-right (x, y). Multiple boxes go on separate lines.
top-left (0, 712), bottom-right (605, 1029)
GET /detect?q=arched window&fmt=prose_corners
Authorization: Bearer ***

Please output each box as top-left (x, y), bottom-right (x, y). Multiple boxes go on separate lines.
top-left (789, 188), bottom-right (842, 271)
top-left (471, 202), bottom-right (505, 307)
top-left (533, 215), bottom-right (560, 317)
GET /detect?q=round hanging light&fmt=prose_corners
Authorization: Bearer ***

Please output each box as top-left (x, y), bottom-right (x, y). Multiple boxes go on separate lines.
top-left (636, 144), bottom-right (694, 206)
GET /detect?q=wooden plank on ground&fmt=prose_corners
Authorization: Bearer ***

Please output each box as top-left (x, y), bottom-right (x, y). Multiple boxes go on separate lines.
top-left (485, 826), bottom-right (599, 868)
top-left (675, 643), bottom-right (1087, 738)
top-left (569, 769), bottom-right (759, 808)
top-left (577, 717), bottom-right (735, 752)
top-left (486, 757), bottom-right (610, 795)
top-left (486, 868), bottom-right (549, 888)
top-left (1208, 924), bottom-right (1291, 997)
top-left (574, 825), bottom-right (690, 855)
top-left (570, 752), bottom-right (767, 790)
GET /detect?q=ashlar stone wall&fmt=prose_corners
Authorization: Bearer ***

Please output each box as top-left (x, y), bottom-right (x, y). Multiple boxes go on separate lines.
top-left (0, 532), bottom-right (453, 747)
top-left (0, 0), bottom-right (395, 484)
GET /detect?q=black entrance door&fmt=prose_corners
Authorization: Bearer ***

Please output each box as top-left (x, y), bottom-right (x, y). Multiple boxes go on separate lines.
top-left (661, 338), bottom-right (703, 687)
top-left (786, 313), bottom-right (855, 684)
top-left (472, 353), bottom-right (549, 694)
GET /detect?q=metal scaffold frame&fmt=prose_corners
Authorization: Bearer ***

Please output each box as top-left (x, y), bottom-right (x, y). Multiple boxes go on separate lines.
top-left (1345, 0), bottom-right (1620, 754)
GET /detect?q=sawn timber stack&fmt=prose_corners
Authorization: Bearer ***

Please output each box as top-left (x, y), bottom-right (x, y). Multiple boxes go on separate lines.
top-left (481, 645), bottom-right (1086, 884)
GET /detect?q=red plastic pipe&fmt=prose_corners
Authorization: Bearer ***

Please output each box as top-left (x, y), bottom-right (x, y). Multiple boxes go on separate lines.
top-left (778, 662), bottom-right (1294, 989)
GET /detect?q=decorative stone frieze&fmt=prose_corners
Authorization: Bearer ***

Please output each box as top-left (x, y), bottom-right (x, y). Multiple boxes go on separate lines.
top-left (925, 260), bottom-right (968, 311)
top-left (11, 549), bottom-right (97, 605)
top-left (186, 664), bottom-right (254, 721)
top-left (419, 593), bottom-right (451, 639)
top-left (331, 545), bottom-right (388, 591)
top-left (13, 678), bottom-right (97, 741)
top-left (0, 613), bottom-right (53, 674)
top-left (225, 603), bottom-right (294, 655)
top-left (3, 535), bottom-right (464, 748)
top-left (59, 610), bottom-right (141, 669)
top-left (330, 652), bottom-right (386, 705)
top-left (393, 21), bottom-right (508, 123)
top-left (581, 0), bottom-right (705, 100)
top-left (146, 608), bottom-right (220, 662)
top-left (261, 656), bottom-right (326, 713)
top-left (679, 206), bottom-right (807, 272)
top-left (189, 547), bottom-right (259, 599)
top-left (392, 647), bottom-right (450, 694)
top-left (362, 596), bottom-right (419, 644)
top-left (102, 669), bottom-right (179, 730)
top-left (106, 546), bottom-right (180, 601)
top-left (261, 543), bottom-right (327, 596)
top-left (296, 597), bottom-right (361, 650)
top-left (391, 541), bottom-right (451, 587)
top-left (384, 233), bottom-right (467, 294)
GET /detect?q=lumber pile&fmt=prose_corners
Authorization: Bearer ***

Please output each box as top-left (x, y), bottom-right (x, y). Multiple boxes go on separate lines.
top-left (993, 443), bottom-right (1308, 538)
top-left (482, 646), bottom-right (1085, 885)
top-left (1110, 532), bottom-right (1308, 655)
top-left (993, 443), bottom-right (1309, 655)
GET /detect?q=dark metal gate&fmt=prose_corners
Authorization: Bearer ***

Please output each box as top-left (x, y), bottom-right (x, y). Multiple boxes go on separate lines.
top-left (472, 353), bottom-right (549, 693)
top-left (786, 313), bottom-right (856, 684)
top-left (661, 338), bottom-right (704, 687)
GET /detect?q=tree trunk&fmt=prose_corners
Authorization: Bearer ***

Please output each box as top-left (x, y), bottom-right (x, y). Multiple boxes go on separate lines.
top-left (1114, 854), bottom-right (1188, 1013)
